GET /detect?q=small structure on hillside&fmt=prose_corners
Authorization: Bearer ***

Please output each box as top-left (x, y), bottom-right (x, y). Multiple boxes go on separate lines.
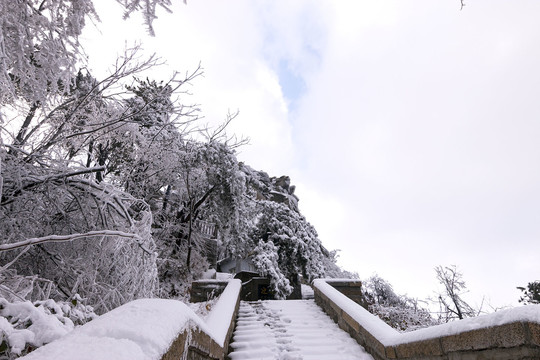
top-left (190, 279), bottom-right (230, 303)
top-left (216, 257), bottom-right (302, 301)
top-left (194, 221), bottom-right (219, 269)
top-left (217, 258), bottom-right (273, 300)
top-left (218, 257), bottom-right (258, 274)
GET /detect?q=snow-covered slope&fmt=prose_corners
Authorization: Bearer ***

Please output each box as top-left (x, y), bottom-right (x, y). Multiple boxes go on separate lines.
top-left (228, 300), bottom-right (374, 360)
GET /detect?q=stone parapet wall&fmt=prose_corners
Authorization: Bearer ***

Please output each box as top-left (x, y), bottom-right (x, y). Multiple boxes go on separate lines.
top-left (191, 280), bottom-right (230, 303)
top-left (314, 279), bottom-right (540, 360)
top-left (314, 284), bottom-right (388, 360)
top-left (324, 279), bottom-right (369, 308)
top-left (168, 280), bottom-right (241, 360)
top-left (161, 326), bottom-right (224, 360)
top-left (162, 298), bottom-right (241, 360)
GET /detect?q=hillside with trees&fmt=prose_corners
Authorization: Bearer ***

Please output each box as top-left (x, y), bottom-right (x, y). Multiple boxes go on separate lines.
top-left (0, 0), bottom-right (345, 317)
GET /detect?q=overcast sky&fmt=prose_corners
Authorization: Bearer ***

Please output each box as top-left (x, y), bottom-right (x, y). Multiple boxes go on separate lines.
top-left (83, 0), bottom-right (540, 308)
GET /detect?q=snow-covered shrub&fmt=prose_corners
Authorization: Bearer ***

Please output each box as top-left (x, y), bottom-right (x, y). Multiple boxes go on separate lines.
top-left (0, 297), bottom-right (96, 359)
top-left (364, 275), bottom-right (403, 306)
top-left (188, 296), bottom-right (219, 320)
top-left (0, 171), bottom-right (159, 314)
top-left (369, 303), bottom-right (436, 332)
top-left (364, 275), bottom-right (436, 332)
top-left (0, 271), bottom-right (55, 305)
top-left (40, 296), bottom-right (96, 325)
top-left (157, 243), bottom-right (210, 301)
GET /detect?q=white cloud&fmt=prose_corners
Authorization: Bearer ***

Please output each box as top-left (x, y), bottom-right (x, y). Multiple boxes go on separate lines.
top-left (291, 0), bottom-right (540, 306)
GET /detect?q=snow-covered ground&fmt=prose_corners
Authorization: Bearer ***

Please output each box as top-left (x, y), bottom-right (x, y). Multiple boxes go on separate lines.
top-left (228, 300), bottom-right (374, 360)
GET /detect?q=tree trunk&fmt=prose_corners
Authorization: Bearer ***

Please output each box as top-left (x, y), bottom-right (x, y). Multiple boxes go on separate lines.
top-left (186, 199), bottom-right (194, 271)
top-left (162, 184), bottom-right (172, 212)
top-left (86, 141), bottom-right (94, 168)
top-left (0, 154), bottom-right (3, 201)
top-left (9, 102), bottom-right (39, 155)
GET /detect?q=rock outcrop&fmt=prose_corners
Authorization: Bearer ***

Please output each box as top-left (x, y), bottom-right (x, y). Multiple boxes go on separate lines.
top-left (241, 164), bottom-right (300, 212)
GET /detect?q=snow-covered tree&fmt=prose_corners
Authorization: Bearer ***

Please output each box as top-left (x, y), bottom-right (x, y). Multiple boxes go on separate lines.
top-left (0, 0), bottom-right (197, 313)
top-left (434, 265), bottom-right (479, 322)
top-left (0, 51), bottom-right (187, 310)
top-left (252, 240), bottom-right (293, 299)
top-left (0, 0), bottom-right (97, 105)
top-left (250, 200), bottom-right (328, 297)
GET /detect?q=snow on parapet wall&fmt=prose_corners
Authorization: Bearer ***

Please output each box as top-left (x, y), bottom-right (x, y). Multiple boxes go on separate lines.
top-left (205, 278), bottom-right (241, 346)
top-left (313, 279), bottom-right (540, 347)
top-left (19, 298), bottom-right (211, 360)
top-left (19, 279), bottom-right (241, 360)
top-left (312, 279), bottom-right (399, 345)
top-left (397, 303), bottom-right (540, 345)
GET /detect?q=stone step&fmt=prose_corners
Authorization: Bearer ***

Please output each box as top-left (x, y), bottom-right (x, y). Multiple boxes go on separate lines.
top-left (227, 299), bottom-right (374, 360)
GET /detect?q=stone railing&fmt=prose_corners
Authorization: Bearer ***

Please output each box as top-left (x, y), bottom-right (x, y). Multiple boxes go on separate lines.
top-left (313, 279), bottom-right (540, 360)
top-left (322, 278), bottom-right (369, 308)
top-left (21, 279), bottom-right (242, 360)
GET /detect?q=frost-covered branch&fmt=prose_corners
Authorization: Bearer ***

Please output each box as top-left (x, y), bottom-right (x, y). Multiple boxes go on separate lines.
top-left (0, 230), bottom-right (143, 252)
top-left (119, 0), bottom-right (185, 36)
top-left (203, 110), bottom-right (249, 149)
top-left (434, 265), bottom-right (477, 322)
top-left (1, 166), bottom-right (106, 206)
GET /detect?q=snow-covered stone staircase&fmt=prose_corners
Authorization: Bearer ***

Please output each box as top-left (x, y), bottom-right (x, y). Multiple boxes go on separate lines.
top-left (228, 300), bottom-right (374, 360)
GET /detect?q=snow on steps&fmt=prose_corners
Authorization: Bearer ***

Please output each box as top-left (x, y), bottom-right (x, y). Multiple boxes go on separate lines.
top-left (228, 300), bottom-right (374, 360)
